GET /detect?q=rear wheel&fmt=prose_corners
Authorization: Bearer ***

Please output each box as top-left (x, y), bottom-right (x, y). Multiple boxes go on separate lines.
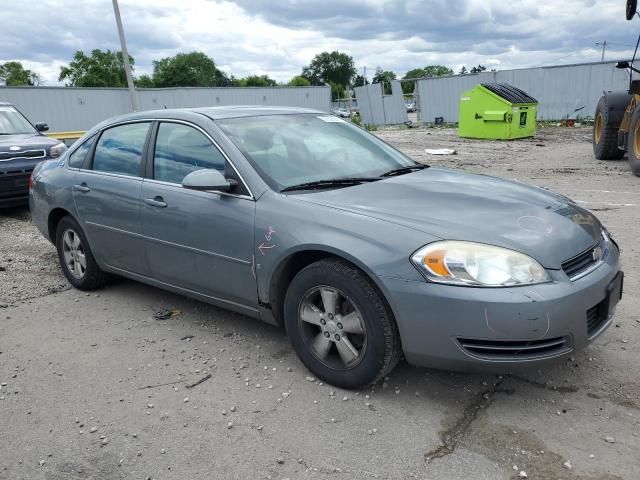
top-left (628, 107), bottom-right (640, 176)
top-left (55, 216), bottom-right (109, 290)
top-left (593, 96), bottom-right (625, 160)
top-left (284, 259), bottom-right (401, 389)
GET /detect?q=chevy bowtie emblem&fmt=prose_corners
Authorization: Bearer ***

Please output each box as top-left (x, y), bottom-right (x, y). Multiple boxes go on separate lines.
top-left (592, 246), bottom-right (602, 261)
top-left (9, 146), bottom-right (20, 151)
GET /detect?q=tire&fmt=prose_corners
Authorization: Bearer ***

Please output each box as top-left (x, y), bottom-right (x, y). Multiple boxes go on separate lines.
top-left (55, 216), bottom-right (109, 290)
top-left (627, 107), bottom-right (640, 176)
top-left (284, 259), bottom-right (401, 389)
top-left (593, 95), bottom-right (625, 160)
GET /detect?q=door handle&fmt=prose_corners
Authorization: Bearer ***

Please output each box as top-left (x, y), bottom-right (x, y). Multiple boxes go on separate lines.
top-left (145, 196), bottom-right (168, 208)
top-left (73, 183), bottom-right (90, 193)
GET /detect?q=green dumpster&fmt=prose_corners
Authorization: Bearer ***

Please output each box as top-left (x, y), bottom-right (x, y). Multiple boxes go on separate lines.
top-left (458, 83), bottom-right (538, 139)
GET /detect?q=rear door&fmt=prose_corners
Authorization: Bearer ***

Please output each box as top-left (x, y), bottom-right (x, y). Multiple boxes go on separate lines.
top-left (141, 120), bottom-right (256, 308)
top-left (73, 121), bottom-right (152, 275)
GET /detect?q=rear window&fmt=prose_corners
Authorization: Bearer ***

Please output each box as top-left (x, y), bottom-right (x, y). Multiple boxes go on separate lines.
top-left (92, 123), bottom-right (150, 176)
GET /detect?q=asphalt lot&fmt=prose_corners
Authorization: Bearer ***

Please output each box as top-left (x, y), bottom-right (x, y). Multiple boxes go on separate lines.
top-left (1, 126), bottom-right (638, 480)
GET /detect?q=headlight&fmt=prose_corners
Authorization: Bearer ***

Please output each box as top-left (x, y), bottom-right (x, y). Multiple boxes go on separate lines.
top-left (411, 241), bottom-right (551, 287)
top-left (49, 143), bottom-right (67, 158)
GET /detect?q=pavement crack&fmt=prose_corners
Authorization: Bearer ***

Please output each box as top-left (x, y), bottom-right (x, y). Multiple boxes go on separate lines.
top-left (506, 374), bottom-right (579, 393)
top-left (424, 376), bottom-right (504, 464)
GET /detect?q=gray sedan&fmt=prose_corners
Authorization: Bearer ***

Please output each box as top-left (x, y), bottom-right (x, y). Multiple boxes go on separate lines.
top-left (30, 106), bottom-right (623, 388)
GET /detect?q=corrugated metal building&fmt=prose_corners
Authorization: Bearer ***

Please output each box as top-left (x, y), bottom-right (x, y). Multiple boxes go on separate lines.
top-left (354, 80), bottom-right (408, 126)
top-left (0, 85), bottom-right (331, 131)
top-left (416, 61), bottom-right (631, 123)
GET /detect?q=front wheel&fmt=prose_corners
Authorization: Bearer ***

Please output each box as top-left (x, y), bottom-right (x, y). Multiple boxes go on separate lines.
top-left (628, 107), bottom-right (640, 176)
top-left (55, 216), bottom-right (109, 290)
top-left (284, 259), bottom-right (401, 389)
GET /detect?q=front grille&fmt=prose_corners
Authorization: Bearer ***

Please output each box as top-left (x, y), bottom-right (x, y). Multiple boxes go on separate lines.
top-left (0, 170), bottom-right (31, 197)
top-left (562, 244), bottom-right (598, 279)
top-left (457, 336), bottom-right (570, 360)
top-left (587, 300), bottom-right (608, 336)
top-left (0, 149), bottom-right (46, 162)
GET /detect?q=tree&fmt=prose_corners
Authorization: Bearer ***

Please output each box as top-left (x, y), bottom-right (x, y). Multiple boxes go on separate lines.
top-left (459, 66), bottom-right (468, 75)
top-left (134, 74), bottom-right (155, 88)
top-left (353, 74), bottom-right (368, 87)
top-left (235, 75), bottom-right (277, 87)
top-left (424, 65), bottom-right (453, 77)
top-left (0, 61), bottom-right (40, 86)
top-left (330, 82), bottom-right (346, 101)
top-left (372, 67), bottom-right (396, 95)
top-left (301, 51), bottom-right (356, 88)
top-left (289, 75), bottom-right (311, 87)
top-left (470, 64), bottom-right (487, 73)
top-left (152, 51), bottom-right (229, 87)
top-left (401, 65), bottom-right (453, 93)
top-left (59, 49), bottom-right (133, 87)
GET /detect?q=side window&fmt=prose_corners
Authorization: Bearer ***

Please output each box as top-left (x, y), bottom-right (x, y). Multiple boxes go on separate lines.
top-left (153, 122), bottom-right (226, 184)
top-left (93, 123), bottom-right (150, 176)
top-left (67, 135), bottom-right (95, 169)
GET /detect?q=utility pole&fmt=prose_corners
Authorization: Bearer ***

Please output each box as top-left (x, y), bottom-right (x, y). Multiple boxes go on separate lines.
top-left (596, 40), bottom-right (608, 62)
top-left (112, 0), bottom-right (137, 111)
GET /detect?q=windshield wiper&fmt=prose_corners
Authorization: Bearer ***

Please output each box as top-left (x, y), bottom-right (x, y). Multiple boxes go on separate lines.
top-left (380, 164), bottom-right (428, 177)
top-left (281, 177), bottom-right (379, 192)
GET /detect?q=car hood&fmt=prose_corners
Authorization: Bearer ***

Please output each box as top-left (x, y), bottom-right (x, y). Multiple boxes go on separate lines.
top-left (0, 133), bottom-right (58, 152)
top-left (292, 167), bottom-right (602, 269)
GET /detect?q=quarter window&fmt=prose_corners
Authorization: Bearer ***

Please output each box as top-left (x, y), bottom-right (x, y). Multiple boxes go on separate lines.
top-left (67, 135), bottom-right (95, 169)
top-left (153, 122), bottom-right (226, 184)
top-left (93, 123), bottom-right (150, 176)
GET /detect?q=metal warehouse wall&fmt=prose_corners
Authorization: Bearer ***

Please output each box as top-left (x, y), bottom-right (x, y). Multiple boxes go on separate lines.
top-left (416, 61), bottom-right (631, 123)
top-left (0, 86), bottom-right (331, 131)
top-left (355, 80), bottom-right (408, 126)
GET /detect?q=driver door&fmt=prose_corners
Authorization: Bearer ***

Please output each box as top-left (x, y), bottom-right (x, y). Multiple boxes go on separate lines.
top-left (141, 121), bottom-right (257, 309)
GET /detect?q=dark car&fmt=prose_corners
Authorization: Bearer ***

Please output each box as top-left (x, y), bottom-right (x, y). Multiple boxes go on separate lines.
top-left (0, 102), bottom-right (66, 208)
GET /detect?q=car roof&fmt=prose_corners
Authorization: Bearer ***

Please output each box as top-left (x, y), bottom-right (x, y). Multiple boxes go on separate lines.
top-left (0, 101), bottom-right (15, 107)
top-left (99, 105), bottom-right (324, 126)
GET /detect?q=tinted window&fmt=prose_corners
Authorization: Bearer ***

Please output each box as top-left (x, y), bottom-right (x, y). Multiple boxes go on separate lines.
top-left (93, 123), bottom-right (150, 176)
top-left (154, 122), bottom-right (225, 184)
top-left (68, 135), bottom-right (95, 169)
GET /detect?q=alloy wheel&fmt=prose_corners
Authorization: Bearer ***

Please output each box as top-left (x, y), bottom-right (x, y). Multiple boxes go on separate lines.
top-left (297, 286), bottom-right (367, 370)
top-left (62, 229), bottom-right (87, 279)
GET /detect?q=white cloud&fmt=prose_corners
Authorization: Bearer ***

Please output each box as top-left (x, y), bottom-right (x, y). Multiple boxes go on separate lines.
top-left (0, 0), bottom-right (638, 85)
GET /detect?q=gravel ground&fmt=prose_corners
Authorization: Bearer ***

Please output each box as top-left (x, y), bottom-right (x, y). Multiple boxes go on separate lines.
top-left (0, 126), bottom-right (638, 480)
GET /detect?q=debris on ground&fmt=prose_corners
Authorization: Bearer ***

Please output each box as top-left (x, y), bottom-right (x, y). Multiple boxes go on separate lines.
top-left (153, 308), bottom-right (182, 321)
top-left (425, 148), bottom-right (457, 155)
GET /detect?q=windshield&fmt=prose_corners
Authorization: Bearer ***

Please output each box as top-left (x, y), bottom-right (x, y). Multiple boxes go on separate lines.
top-left (216, 114), bottom-right (416, 191)
top-left (0, 106), bottom-right (37, 135)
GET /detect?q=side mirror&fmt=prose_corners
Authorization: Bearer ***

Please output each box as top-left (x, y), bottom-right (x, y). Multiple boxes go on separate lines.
top-left (616, 61), bottom-right (630, 69)
top-left (627, 0), bottom-right (637, 20)
top-left (35, 122), bottom-right (49, 132)
top-left (182, 169), bottom-right (235, 193)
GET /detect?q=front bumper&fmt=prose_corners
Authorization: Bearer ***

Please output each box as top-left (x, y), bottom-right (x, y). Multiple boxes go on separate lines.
top-left (383, 245), bottom-right (621, 371)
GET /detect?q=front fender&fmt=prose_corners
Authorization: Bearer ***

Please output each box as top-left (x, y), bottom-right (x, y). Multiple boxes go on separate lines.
top-left (254, 191), bottom-right (437, 321)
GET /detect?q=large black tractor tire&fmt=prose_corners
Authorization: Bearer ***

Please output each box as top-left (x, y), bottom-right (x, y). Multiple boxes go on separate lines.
top-left (627, 107), bottom-right (640, 176)
top-left (593, 93), bottom-right (629, 160)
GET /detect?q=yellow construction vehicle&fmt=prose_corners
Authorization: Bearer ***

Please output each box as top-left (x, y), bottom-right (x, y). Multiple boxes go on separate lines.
top-left (593, 0), bottom-right (640, 176)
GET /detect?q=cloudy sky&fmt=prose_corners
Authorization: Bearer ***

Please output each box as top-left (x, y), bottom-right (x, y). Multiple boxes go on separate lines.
top-left (1, 0), bottom-right (639, 85)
